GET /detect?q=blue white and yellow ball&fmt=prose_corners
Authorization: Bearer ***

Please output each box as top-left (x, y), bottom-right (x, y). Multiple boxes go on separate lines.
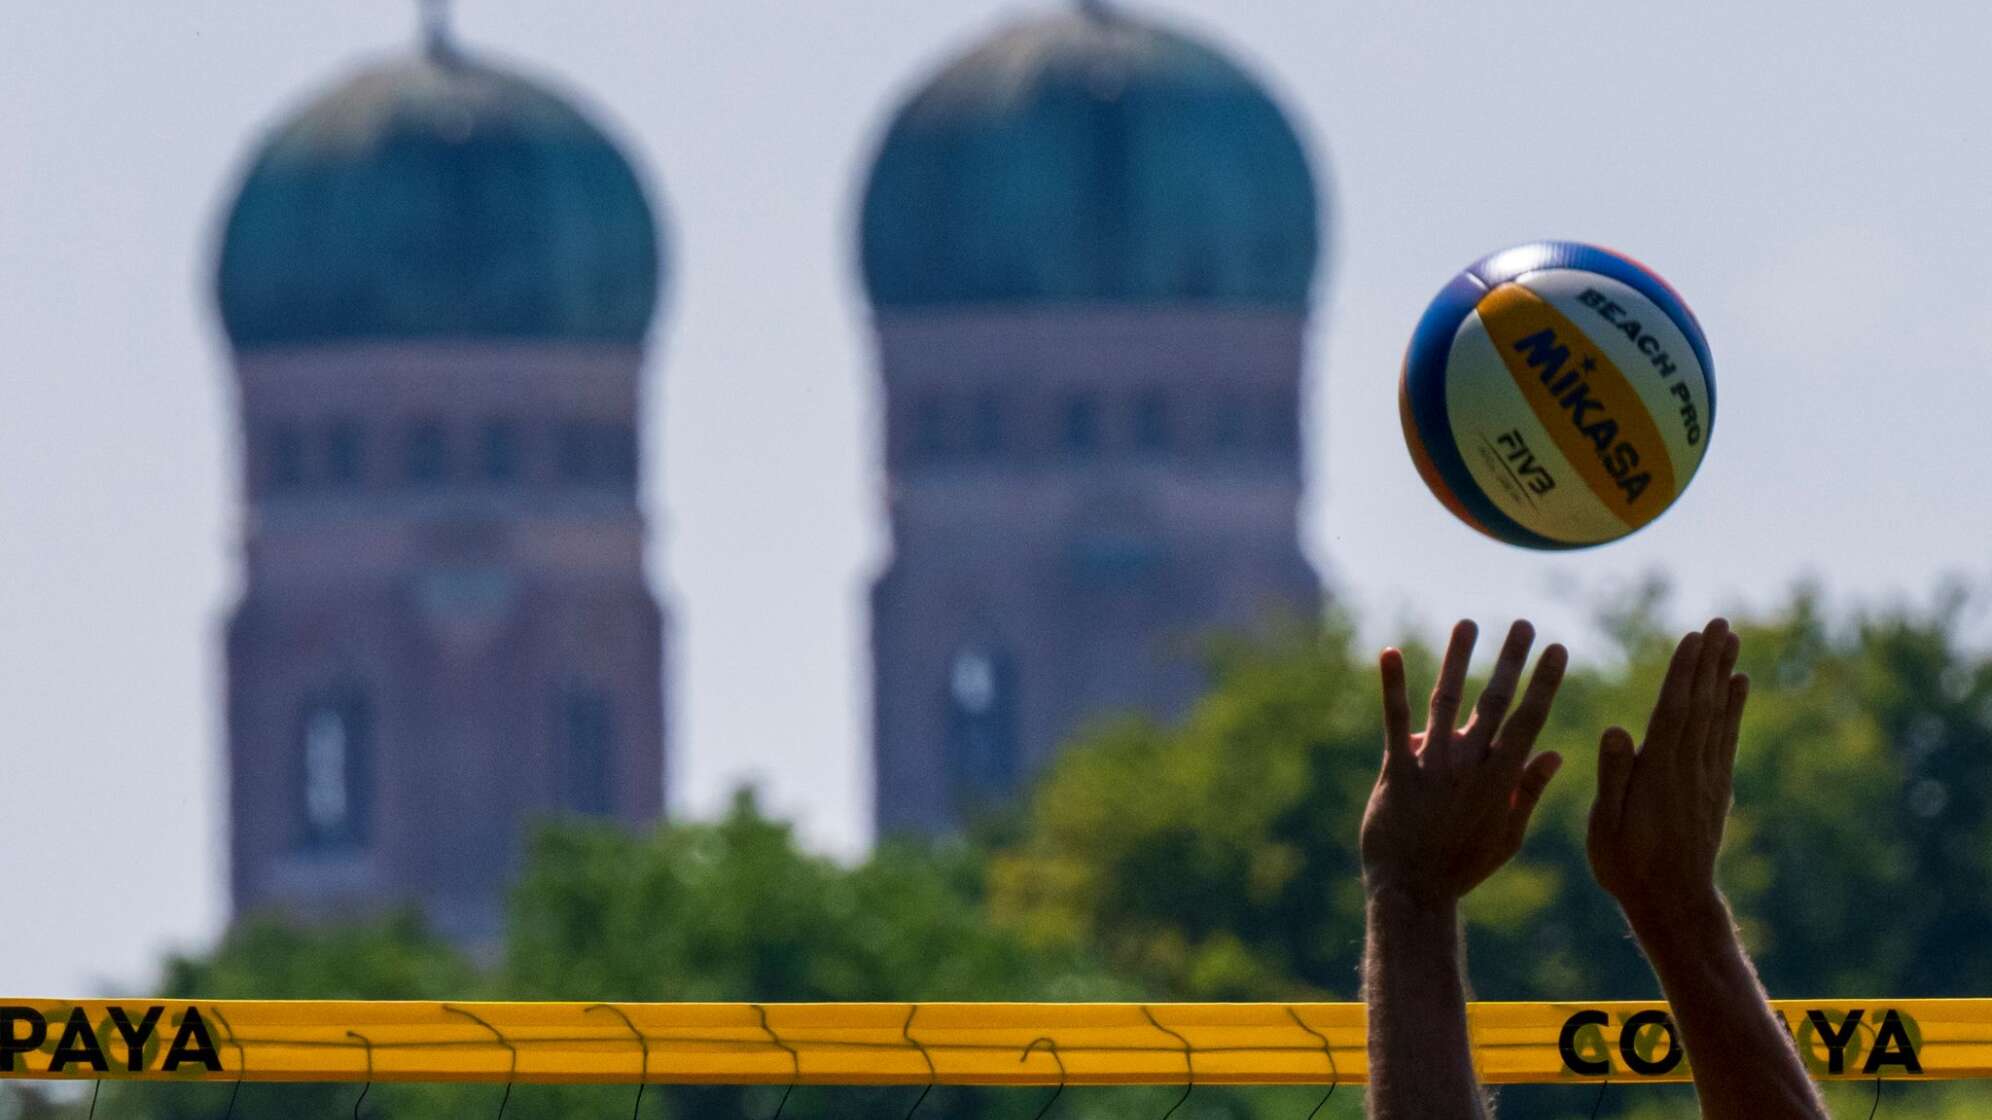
top-left (1399, 241), bottom-right (1716, 549)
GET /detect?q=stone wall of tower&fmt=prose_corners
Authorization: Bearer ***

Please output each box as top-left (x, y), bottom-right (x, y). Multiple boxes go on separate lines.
top-left (871, 309), bottom-right (1319, 835)
top-left (225, 341), bottom-right (665, 943)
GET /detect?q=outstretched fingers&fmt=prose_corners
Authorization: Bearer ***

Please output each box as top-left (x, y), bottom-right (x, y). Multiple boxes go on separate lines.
top-left (1461, 621), bottom-right (1535, 761)
top-left (1501, 751), bottom-right (1564, 854)
top-left (1379, 647), bottom-right (1415, 774)
top-left (1678, 619), bottom-right (1732, 767)
top-left (1715, 672), bottom-right (1750, 778)
top-left (1491, 642), bottom-right (1568, 772)
top-left (1593, 726), bottom-right (1637, 837)
top-left (1698, 629), bottom-right (1741, 770)
top-left (1714, 626), bottom-right (1740, 683)
top-left (1642, 629), bottom-right (1704, 763)
top-left (1425, 620), bottom-right (1478, 772)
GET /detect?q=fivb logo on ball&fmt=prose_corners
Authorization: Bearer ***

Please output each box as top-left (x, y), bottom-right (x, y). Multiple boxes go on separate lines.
top-left (1400, 241), bottom-right (1716, 550)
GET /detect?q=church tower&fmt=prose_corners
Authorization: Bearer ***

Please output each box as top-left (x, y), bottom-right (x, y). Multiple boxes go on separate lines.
top-left (860, 4), bottom-right (1328, 834)
top-left (214, 18), bottom-right (667, 941)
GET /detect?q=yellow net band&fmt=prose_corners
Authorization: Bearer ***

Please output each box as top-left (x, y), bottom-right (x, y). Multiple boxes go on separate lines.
top-left (0, 999), bottom-right (1967, 1085)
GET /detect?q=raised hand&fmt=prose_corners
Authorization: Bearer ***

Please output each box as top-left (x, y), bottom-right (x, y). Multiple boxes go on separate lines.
top-left (1587, 617), bottom-right (1746, 923)
top-left (1583, 619), bottom-right (1828, 1120)
top-left (1360, 619), bottom-right (1568, 909)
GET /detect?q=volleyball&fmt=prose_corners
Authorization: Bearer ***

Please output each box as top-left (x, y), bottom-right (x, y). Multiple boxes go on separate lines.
top-left (1398, 241), bottom-right (1716, 549)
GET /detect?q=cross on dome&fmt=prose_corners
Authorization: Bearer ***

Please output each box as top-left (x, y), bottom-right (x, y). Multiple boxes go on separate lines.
top-left (418, 0), bottom-right (454, 58)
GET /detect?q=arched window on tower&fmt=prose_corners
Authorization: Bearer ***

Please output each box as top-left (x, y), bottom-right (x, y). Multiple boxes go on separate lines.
top-left (296, 686), bottom-right (371, 852)
top-left (558, 421), bottom-right (591, 483)
top-left (1133, 389), bottom-right (1172, 456)
top-left (268, 421), bottom-right (306, 492)
top-left (970, 390), bottom-right (1005, 457)
top-left (557, 421), bottom-right (637, 490)
top-left (911, 394), bottom-right (950, 463)
top-left (404, 418), bottom-right (449, 485)
top-left (325, 418), bottom-right (364, 488)
top-left (1061, 394), bottom-right (1101, 457)
top-left (481, 419), bottom-right (522, 483)
top-left (1265, 388), bottom-right (1300, 455)
top-left (1210, 389), bottom-right (1249, 455)
top-left (945, 646), bottom-right (1019, 810)
top-left (606, 423), bottom-right (638, 488)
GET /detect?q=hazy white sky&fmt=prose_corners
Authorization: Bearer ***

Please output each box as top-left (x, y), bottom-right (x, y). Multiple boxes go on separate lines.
top-left (3, 0), bottom-right (1989, 997)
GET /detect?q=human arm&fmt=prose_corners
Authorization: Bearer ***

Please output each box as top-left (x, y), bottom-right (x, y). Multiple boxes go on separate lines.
top-left (1361, 620), bottom-right (1567, 1120)
top-left (1587, 619), bottom-right (1827, 1120)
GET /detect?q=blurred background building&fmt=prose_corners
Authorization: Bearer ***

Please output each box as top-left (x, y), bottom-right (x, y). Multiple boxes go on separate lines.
top-left (860, 2), bottom-right (1327, 834)
top-left (213, 14), bottom-right (668, 943)
top-left (205, 0), bottom-right (1325, 936)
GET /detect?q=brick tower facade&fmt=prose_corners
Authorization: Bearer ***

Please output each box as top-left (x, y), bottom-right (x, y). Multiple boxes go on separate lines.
top-left (215, 29), bottom-right (666, 941)
top-left (860, 6), bottom-right (1327, 834)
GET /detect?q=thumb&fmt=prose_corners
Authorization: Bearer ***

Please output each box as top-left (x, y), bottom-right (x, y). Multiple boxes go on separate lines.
top-left (1502, 751), bottom-right (1563, 852)
top-left (1593, 727), bottom-right (1636, 835)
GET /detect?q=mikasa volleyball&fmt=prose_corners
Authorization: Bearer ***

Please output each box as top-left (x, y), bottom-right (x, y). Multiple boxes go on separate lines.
top-left (1399, 241), bottom-right (1715, 549)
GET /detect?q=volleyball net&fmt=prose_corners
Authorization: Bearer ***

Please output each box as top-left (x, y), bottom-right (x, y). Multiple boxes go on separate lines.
top-left (0, 998), bottom-right (1972, 1088)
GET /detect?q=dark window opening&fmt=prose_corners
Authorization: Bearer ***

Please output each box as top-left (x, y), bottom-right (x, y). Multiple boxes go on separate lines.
top-left (1062, 394), bottom-right (1100, 456)
top-left (481, 419), bottom-right (521, 483)
top-left (1266, 390), bottom-right (1300, 454)
top-left (557, 688), bottom-right (615, 816)
top-left (269, 422), bottom-right (305, 491)
top-left (945, 647), bottom-right (1019, 811)
top-left (1133, 390), bottom-right (1171, 455)
top-left (325, 419), bottom-right (363, 487)
top-left (296, 686), bottom-right (371, 852)
top-left (970, 391), bottom-right (1004, 457)
top-left (606, 424), bottom-right (638, 486)
top-left (404, 419), bottom-right (449, 485)
top-left (1211, 391), bottom-right (1249, 453)
top-left (911, 395), bottom-right (949, 461)
top-left (558, 422), bottom-right (590, 482)
top-left (558, 421), bottom-right (636, 489)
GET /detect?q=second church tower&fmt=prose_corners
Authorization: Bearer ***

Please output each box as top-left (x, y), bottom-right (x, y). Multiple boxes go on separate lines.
top-left (861, 4), bottom-right (1327, 834)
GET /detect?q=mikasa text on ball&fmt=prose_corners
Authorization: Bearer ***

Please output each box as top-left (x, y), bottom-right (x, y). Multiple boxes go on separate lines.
top-left (1399, 241), bottom-right (1716, 549)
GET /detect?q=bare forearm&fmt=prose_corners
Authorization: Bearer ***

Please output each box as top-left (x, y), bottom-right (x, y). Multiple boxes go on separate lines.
top-left (1627, 893), bottom-right (1826, 1120)
top-left (1364, 889), bottom-right (1486, 1120)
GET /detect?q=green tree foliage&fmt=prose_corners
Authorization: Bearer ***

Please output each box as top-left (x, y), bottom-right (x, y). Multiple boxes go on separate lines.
top-left (500, 792), bottom-right (1130, 1119)
top-left (108, 793), bottom-right (1126, 1120)
top-left (114, 914), bottom-right (479, 1120)
top-left (992, 587), bottom-right (1992, 1115)
top-left (987, 615), bottom-right (1383, 1001)
top-left (155, 911), bottom-right (477, 999)
top-left (503, 790), bottom-right (1121, 1004)
top-left (68, 586), bottom-right (1992, 1120)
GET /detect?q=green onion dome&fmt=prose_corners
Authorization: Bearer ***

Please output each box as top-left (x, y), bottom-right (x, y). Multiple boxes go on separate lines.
top-left (217, 43), bottom-right (661, 348)
top-left (860, 4), bottom-right (1322, 311)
